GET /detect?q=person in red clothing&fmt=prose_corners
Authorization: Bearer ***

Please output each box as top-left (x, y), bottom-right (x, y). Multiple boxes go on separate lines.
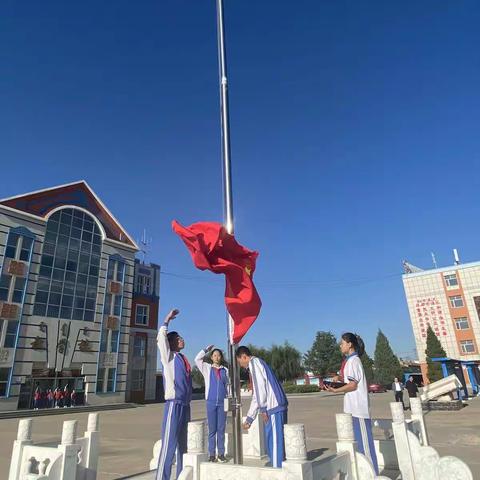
top-left (71, 389), bottom-right (77, 407)
top-left (63, 386), bottom-right (71, 408)
top-left (47, 389), bottom-right (54, 408)
top-left (54, 387), bottom-right (63, 408)
top-left (33, 387), bottom-right (41, 410)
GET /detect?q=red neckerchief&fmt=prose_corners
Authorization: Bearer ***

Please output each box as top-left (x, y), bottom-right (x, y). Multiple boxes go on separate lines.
top-left (339, 358), bottom-right (347, 379)
top-left (213, 366), bottom-right (222, 380)
top-left (178, 353), bottom-right (191, 376)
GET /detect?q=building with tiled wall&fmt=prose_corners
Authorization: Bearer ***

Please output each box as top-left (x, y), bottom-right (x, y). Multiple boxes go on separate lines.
top-left (0, 181), bottom-right (138, 410)
top-left (126, 260), bottom-right (159, 403)
top-left (403, 259), bottom-right (480, 382)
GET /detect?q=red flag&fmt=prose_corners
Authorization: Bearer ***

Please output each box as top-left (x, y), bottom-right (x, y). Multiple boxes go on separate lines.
top-left (172, 220), bottom-right (261, 344)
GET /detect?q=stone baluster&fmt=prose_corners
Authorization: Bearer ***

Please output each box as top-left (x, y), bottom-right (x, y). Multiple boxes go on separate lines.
top-left (80, 413), bottom-right (100, 480)
top-left (335, 413), bottom-right (359, 480)
top-left (187, 421), bottom-right (205, 454)
top-left (282, 423), bottom-right (313, 479)
top-left (61, 420), bottom-right (78, 445)
top-left (242, 415), bottom-right (266, 459)
top-left (182, 421), bottom-right (208, 480)
top-left (390, 402), bottom-right (415, 480)
top-left (409, 398), bottom-right (429, 446)
top-left (8, 419), bottom-right (33, 480)
top-left (58, 420), bottom-right (80, 480)
top-left (285, 424), bottom-right (307, 461)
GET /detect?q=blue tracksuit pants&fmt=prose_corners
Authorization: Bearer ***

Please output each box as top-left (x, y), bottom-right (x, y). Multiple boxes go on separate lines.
top-left (352, 416), bottom-right (379, 474)
top-left (265, 410), bottom-right (287, 468)
top-left (156, 401), bottom-right (190, 480)
top-left (206, 402), bottom-right (227, 456)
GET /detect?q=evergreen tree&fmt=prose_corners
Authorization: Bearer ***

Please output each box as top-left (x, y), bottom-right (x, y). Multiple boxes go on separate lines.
top-left (361, 351), bottom-right (375, 384)
top-left (304, 331), bottom-right (342, 376)
top-left (246, 344), bottom-right (272, 364)
top-left (425, 325), bottom-right (446, 383)
top-left (373, 329), bottom-right (403, 385)
top-left (191, 366), bottom-right (205, 389)
top-left (270, 342), bottom-right (304, 382)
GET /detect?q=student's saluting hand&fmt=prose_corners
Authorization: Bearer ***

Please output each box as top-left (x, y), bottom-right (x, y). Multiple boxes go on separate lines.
top-left (165, 309), bottom-right (179, 324)
top-left (243, 421), bottom-right (251, 430)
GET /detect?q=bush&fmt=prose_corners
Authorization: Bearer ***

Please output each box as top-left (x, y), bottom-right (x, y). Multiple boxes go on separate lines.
top-left (283, 384), bottom-right (319, 394)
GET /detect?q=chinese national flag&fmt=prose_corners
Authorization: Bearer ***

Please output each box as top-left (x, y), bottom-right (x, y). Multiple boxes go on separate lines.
top-left (172, 220), bottom-right (261, 344)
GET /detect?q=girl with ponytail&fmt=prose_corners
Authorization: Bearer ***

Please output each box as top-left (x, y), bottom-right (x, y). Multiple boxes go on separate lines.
top-left (326, 332), bottom-right (378, 474)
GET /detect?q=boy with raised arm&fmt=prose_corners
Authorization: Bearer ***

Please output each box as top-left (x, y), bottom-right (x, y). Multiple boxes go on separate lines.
top-left (236, 346), bottom-right (288, 468)
top-left (156, 309), bottom-right (192, 480)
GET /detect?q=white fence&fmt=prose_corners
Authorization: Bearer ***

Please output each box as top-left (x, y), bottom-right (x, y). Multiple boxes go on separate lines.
top-left (8, 413), bottom-right (100, 480)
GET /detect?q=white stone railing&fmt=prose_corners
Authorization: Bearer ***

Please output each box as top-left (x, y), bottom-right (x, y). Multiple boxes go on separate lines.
top-left (390, 401), bottom-right (472, 480)
top-left (373, 396), bottom-right (429, 471)
top-left (420, 374), bottom-right (462, 402)
top-left (8, 413), bottom-right (100, 480)
top-left (148, 399), bottom-right (473, 480)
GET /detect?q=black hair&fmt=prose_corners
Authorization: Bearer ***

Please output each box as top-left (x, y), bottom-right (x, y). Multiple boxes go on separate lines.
top-left (341, 332), bottom-right (365, 357)
top-left (210, 348), bottom-right (224, 359)
top-left (167, 331), bottom-right (179, 342)
top-left (235, 346), bottom-right (252, 357)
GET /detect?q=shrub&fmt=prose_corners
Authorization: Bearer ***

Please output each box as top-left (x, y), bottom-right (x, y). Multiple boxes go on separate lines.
top-left (283, 384), bottom-right (319, 394)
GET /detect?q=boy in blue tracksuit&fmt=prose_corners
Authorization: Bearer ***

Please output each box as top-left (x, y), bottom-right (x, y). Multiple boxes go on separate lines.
top-left (195, 345), bottom-right (230, 462)
top-left (236, 346), bottom-right (288, 468)
top-left (156, 309), bottom-right (192, 480)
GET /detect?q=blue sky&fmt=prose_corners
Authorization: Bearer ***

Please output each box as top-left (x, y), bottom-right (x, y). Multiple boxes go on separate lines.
top-left (1, 1), bottom-right (480, 361)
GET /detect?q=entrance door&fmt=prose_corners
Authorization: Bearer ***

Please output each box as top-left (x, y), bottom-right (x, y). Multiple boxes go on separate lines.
top-left (18, 376), bottom-right (86, 409)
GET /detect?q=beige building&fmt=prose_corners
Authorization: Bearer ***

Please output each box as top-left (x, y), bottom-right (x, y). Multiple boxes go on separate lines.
top-left (0, 181), bottom-right (140, 410)
top-left (403, 256), bottom-right (480, 380)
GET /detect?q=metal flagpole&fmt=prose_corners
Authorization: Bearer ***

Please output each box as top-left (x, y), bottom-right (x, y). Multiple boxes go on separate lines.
top-left (215, 0), bottom-right (243, 464)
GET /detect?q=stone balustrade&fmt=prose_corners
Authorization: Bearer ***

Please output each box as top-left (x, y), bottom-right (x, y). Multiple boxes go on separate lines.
top-left (8, 413), bottom-right (100, 480)
top-left (389, 401), bottom-right (472, 480)
top-left (420, 374), bottom-right (462, 402)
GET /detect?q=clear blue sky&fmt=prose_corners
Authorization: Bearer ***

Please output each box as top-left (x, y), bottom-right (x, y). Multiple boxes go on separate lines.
top-left (2, 1), bottom-right (480, 361)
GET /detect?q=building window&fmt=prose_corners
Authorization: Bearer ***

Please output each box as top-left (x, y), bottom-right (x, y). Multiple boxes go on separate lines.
top-left (4, 321), bottom-right (18, 348)
top-left (132, 369), bottom-right (145, 391)
top-left (455, 317), bottom-right (469, 330)
top-left (96, 368), bottom-right (105, 393)
top-left (0, 274), bottom-right (11, 302)
top-left (449, 295), bottom-right (464, 308)
top-left (5, 233), bottom-right (33, 262)
top-left (444, 274), bottom-right (459, 287)
top-left (110, 330), bottom-right (119, 353)
top-left (107, 368), bottom-right (116, 392)
top-left (136, 274), bottom-right (151, 295)
top-left (0, 275), bottom-right (27, 305)
top-left (33, 208), bottom-right (101, 321)
top-left (135, 305), bottom-right (149, 326)
top-left (0, 367), bottom-right (10, 397)
top-left (134, 336), bottom-right (146, 357)
top-left (460, 340), bottom-right (475, 354)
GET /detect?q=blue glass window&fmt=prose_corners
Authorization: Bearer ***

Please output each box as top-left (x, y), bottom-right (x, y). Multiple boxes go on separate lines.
top-left (34, 209), bottom-right (101, 321)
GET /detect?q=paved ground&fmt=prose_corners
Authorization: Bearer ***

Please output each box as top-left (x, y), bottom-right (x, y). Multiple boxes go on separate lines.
top-left (1, 392), bottom-right (479, 479)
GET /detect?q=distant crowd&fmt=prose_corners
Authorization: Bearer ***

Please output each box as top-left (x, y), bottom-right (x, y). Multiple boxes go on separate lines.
top-left (33, 385), bottom-right (81, 409)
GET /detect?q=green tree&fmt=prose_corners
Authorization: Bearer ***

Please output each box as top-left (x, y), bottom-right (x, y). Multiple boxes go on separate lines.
top-left (191, 366), bottom-right (205, 389)
top-left (270, 342), bottom-right (304, 382)
top-left (304, 331), bottom-right (342, 376)
top-left (361, 352), bottom-right (374, 384)
top-left (246, 344), bottom-right (272, 364)
top-left (425, 325), bottom-right (446, 383)
top-left (373, 330), bottom-right (403, 385)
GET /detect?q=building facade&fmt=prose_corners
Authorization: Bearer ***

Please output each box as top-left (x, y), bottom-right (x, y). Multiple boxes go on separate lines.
top-left (0, 181), bottom-right (140, 410)
top-left (403, 259), bottom-right (480, 381)
top-left (126, 260), bottom-right (159, 403)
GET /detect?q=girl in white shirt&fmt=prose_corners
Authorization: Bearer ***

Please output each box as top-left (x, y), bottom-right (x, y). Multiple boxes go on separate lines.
top-left (326, 332), bottom-right (379, 474)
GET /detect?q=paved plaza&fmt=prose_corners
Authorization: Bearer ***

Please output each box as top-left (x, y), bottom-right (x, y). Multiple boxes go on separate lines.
top-left (1, 392), bottom-right (479, 479)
